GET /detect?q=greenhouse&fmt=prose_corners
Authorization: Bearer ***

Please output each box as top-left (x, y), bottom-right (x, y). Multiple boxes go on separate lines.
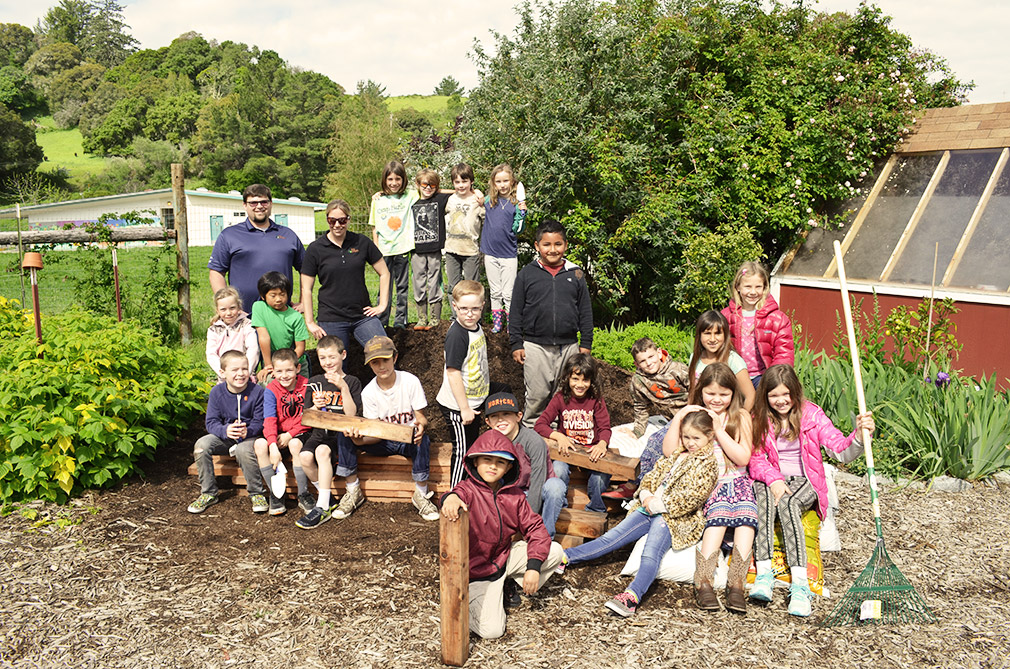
top-left (774, 102), bottom-right (1010, 383)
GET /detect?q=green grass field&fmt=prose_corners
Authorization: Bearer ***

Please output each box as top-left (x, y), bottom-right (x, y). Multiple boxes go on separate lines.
top-left (33, 116), bottom-right (109, 181)
top-left (387, 95), bottom-right (458, 114)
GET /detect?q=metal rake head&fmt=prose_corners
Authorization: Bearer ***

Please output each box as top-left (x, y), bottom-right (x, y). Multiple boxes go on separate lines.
top-left (821, 539), bottom-right (936, 627)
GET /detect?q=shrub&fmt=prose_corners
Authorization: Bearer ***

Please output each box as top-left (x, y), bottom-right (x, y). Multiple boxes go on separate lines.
top-left (0, 298), bottom-right (210, 503)
top-left (592, 321), bottom-right (693, 372)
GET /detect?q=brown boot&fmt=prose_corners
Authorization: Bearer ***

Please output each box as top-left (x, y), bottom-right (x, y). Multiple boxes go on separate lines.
top-left (694, 548), bottom-right (721, 611)
top-left (725, 546), bottom-right (751, 614)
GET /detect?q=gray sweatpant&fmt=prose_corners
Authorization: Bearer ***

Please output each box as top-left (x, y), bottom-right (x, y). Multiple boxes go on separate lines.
top-left (411, 251), bottom-right (443, 305)
top-left (193, 434), bottom-right (263, 496)
top-left (520, 341), bottom-right (579, 427)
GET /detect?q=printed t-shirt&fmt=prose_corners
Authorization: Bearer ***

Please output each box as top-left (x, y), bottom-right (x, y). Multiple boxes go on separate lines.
top-left (444, 194), bottom-right (485, 256)
top-left (412, 192), bottom-right (450, 254)
top-left (304, 373), bottom-right (363, 416)
top-left (361, 370), bottom-right (427, 427)
top-left (436, 320), bottom-right (490, 410)
top-left (369, 191), bottom-right (419, 256)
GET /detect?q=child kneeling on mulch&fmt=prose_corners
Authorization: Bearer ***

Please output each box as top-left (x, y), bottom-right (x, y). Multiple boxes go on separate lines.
top-left (441, 431), bottom-right (564, 639)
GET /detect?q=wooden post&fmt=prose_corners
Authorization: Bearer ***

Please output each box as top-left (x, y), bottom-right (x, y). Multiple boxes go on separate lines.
top-left (171, 163), bottom-right (192, 345)
top-left (440, 508), bottom-right (469, 667)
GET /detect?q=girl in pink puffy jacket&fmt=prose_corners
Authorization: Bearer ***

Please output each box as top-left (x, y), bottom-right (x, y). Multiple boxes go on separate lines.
top-left (721, 261), bottom-right (794, 388)
top-left (748, 364), bottom-right (875, 617)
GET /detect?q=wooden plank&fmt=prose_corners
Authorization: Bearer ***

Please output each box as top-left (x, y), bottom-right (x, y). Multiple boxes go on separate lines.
top-left (301, 408), bottom-right (414, 444)
top-left (555, 533), bottom-right (584, 549)
top-left (440, 509), bottom-right (469, 666)
top-left (548, 443), bottom-right (639, 480)
top-left (554, 508), bottom-right (606, 539)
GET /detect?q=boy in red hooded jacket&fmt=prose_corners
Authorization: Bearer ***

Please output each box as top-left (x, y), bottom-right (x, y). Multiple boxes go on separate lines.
top-left (441, 431), bottom-right (563, 639)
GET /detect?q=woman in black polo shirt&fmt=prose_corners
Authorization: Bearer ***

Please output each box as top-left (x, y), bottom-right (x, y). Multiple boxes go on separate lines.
top-left (301, 199), bottom-right (391, 353)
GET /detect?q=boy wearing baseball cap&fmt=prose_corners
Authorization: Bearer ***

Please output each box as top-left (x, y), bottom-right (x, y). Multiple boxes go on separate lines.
top-left (441, 431), bottom-right (563, 639)
top-left (483, 391), bottom-right (550, 514)
top-left (339, 335), bottom-right (438, 521)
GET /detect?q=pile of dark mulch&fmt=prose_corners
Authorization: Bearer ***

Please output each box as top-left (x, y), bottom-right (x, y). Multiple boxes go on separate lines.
top-left (337, 322), bottom-right (633, 443)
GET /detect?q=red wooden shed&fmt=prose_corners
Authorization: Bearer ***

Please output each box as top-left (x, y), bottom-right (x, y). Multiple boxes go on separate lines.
top-left (773, 102), bottom-right (1010, 385)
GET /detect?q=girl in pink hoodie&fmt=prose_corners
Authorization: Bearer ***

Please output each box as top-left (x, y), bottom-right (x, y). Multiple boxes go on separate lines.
top-left (206, 287), bottom-right (259, 380)
top-left (748, 364), bottom-right (875, 617)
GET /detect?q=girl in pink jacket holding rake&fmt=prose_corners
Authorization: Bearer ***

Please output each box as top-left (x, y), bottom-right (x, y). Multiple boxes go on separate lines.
top-left (748, 364), bottom-right (875, 617)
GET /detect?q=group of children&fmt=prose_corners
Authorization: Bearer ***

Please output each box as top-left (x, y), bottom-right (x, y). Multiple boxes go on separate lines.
top-left (197, 175), bottom-right (874, 638)
top-left (440, 260), bottom-right (875, 638)
top-left (369, 160), bottom-right (527, 333)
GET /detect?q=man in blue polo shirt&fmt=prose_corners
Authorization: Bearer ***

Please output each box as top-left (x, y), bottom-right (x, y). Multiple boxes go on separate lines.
top-left (208, 184), bottom-right (306, 312)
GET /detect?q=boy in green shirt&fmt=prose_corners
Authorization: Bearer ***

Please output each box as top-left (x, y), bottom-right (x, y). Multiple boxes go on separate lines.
top-left (251, 271), bottom-right (310, 383)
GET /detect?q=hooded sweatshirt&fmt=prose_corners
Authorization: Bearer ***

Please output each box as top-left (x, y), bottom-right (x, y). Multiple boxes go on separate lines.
top-left (442, 431), bottom-right (551, 581)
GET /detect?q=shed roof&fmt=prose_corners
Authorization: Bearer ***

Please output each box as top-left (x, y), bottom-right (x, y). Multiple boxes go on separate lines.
top-left (898, 102), bottom-right (1010, 154)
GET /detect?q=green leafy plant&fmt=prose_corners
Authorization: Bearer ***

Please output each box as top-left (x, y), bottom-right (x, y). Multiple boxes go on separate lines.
top-left (878, 365), bottom-right (1010, 481)
top-left (0, 297), bottom-right (210, 503)
top-left (591, 321), bottom-right (693, 372)
top-left (885, 297), bottom-right (962, 371)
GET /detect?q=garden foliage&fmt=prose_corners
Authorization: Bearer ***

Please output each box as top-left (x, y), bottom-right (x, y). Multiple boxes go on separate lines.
top-left (461, 0), bottom-right (968, 321)
top-left (0, 297), bottom-right (210, 503)
top-left (796, 352), bottom-right (1010, 482)
top-left (591, 321), bottom-right (693, 372)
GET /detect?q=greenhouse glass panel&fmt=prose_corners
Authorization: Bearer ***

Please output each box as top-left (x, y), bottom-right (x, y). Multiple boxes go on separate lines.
top-left (950, 164), bottom-right (1010, 291)
top-left (841, 153), bottom-right (942, 280)
top-left (786, 197), bottom-right (863, 277)
top-left (890, 150), bottom-right (1000, 285)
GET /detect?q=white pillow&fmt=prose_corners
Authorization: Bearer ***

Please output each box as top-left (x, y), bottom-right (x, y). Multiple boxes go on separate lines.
top-left (620, 536), bottom-right (729, 587)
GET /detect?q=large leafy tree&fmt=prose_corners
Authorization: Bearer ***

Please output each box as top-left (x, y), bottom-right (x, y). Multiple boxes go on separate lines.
top-left (326, 80), bottom-right (402, 214)
top-left (0, 103), bottom-right (44, 184)
top-left (0, 23), bottom-right (36, 66)
top-left (461, 0), bottom-right (968, 321)
top-left (36, 0), bottom-right (137, 67)
top-left (191, 48), bottom-right (343, 199)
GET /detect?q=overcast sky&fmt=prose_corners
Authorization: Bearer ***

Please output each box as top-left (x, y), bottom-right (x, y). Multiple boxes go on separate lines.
top-left (3, 0), bottom-right (1006, 103)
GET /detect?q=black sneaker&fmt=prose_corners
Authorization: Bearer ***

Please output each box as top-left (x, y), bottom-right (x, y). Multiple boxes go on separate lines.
top-left (297, 492), bottom-right (315, 514)
top-left (268, 494), bottom-right (286, 516)
top-left (504, 578), bottom-right (521, 609)
top-left (295, 506), bottom-right (331, 530)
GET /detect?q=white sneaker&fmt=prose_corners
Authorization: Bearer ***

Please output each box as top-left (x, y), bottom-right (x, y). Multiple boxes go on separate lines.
top-left (412, 489), bottom-right (440, 521)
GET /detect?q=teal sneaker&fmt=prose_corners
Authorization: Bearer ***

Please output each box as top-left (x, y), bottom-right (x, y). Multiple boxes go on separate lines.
top-left (788, 582), bottom-right (813, 617)
top-left (749, 571), bottom-right (775, 602)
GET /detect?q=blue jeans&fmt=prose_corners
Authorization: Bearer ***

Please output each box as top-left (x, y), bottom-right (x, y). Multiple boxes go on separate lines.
top-left (565, 511), bottom-right (672, 601)
top-left (541, 460), bottom-right (611, 537)
top-left (335, 434), bottom-right (430, 482)
top-left (319, 317), bottom-right (387, 367)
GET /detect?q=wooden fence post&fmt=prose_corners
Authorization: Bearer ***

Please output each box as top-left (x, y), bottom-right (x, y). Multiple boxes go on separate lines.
top-left (171, 163), bottom-right (192, 345)
top-left (440, 509), bottom-right (469, 666)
